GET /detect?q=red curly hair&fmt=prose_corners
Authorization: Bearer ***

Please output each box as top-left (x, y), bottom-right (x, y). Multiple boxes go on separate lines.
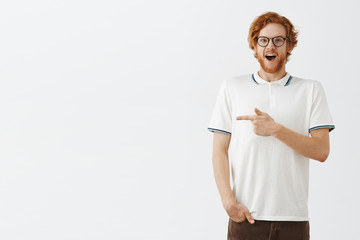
top-left (248, 12), bottom-right (298, 62)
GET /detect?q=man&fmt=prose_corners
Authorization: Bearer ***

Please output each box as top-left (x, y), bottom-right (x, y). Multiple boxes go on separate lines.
top-left (207, 12), bottom-right (335, 240)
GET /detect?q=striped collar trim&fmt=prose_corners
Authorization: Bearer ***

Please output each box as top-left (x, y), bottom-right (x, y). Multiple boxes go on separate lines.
top-left (251, 72), bottom-right (292, 86)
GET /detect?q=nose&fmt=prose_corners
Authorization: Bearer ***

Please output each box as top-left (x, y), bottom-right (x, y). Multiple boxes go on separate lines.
top-left (266, 40), bottom-right (276, 49)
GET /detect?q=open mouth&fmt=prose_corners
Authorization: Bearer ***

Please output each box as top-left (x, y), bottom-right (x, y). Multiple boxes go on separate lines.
top-left (265, 54), bottom-right (276, 61)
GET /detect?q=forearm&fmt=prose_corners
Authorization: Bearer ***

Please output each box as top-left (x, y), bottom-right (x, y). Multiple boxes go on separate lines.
top-left (212, 151), bottom-right (236, 207)
top-left (272, 123), bottom-right (329, 162)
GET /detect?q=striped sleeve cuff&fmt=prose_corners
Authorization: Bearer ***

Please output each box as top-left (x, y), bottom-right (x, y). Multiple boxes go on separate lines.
top-left (207, 127), bottom-right (231, 135)
top-left (309, 125), bottom-right (335, 133)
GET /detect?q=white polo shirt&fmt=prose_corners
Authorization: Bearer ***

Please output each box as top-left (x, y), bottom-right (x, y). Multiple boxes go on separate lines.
top-left (208, 72), bottom-right (335, 221)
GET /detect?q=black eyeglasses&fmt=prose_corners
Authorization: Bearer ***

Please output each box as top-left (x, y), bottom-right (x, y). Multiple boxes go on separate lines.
top-left (255, 36), bottom-right (288, 47)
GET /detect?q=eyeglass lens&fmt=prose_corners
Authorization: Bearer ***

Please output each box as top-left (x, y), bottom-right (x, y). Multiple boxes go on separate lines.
top-left (257, 37), bottom-right (285, 47)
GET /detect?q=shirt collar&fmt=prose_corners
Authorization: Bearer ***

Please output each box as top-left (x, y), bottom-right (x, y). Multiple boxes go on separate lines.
top-left (251, 72), bottom-right (292, 86)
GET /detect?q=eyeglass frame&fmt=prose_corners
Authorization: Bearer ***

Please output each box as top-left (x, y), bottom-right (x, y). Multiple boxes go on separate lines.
top-left (255, 36), bottom-right (288, 47)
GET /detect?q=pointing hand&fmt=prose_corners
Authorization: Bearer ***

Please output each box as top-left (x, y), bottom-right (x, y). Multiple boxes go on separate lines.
top-left (236, 108), bottom-right (279, 136)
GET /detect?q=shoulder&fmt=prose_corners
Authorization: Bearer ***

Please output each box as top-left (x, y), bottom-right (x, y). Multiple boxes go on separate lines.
top-left (289, 75), bottom-right (323, 89)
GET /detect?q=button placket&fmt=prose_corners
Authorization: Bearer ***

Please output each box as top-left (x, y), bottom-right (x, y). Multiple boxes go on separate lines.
top-left (268, 83), bottom-right (273, 107)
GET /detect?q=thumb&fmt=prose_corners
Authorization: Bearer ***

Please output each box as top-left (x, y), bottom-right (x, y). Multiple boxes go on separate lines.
top-left (244, 210), bottom-right (255, 224)
top-left (254, 107), bottom-right (264, 116)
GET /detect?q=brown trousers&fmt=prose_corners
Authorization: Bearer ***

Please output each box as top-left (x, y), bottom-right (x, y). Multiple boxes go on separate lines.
top-left (227, 218), bottom-right (310, 240)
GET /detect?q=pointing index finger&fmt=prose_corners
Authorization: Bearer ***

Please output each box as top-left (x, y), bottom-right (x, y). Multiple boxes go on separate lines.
top-left (236, 115), bottom-right (256, 121)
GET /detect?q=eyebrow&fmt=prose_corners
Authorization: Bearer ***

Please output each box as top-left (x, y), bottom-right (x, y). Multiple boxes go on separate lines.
top-left (258, 35), bottom-right (286, 38)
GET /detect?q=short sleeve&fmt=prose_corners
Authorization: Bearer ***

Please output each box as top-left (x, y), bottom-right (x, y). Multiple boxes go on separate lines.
top-left (207, 80), bottom-right (232, 135)
top-left (309, 81), bottom-right (335, 133)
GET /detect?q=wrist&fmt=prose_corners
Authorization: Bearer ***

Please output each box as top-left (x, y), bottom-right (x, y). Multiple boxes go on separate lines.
top-left (272, 122), bottom-right (282, 137)
top-left (222, 197), bottom-right (237, 209)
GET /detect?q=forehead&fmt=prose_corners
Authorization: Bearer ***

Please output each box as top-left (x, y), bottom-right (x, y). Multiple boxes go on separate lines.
top-left (259, 23), bottom-right (286, 37)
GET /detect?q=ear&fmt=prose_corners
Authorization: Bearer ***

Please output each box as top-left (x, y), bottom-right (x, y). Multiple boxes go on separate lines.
top-left (286, 43), bottom-right (292, 53)
top-left (254, 45), bottom-right (258, 59)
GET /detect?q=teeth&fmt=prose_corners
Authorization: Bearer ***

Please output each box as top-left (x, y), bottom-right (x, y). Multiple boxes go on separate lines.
top-left (266, 54), bottom-right (276, 56)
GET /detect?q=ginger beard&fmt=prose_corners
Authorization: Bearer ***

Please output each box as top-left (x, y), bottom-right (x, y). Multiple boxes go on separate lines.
top-left (257, 52), bottom-right (287, 74)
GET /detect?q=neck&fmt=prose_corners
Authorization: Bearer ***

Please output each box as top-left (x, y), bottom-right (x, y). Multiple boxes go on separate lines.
top-left (258, 68), bottom-right (287, 82)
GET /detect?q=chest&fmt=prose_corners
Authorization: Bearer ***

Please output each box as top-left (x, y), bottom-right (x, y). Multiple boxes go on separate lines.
top-left (230, 84), bottom-right (312, 134)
